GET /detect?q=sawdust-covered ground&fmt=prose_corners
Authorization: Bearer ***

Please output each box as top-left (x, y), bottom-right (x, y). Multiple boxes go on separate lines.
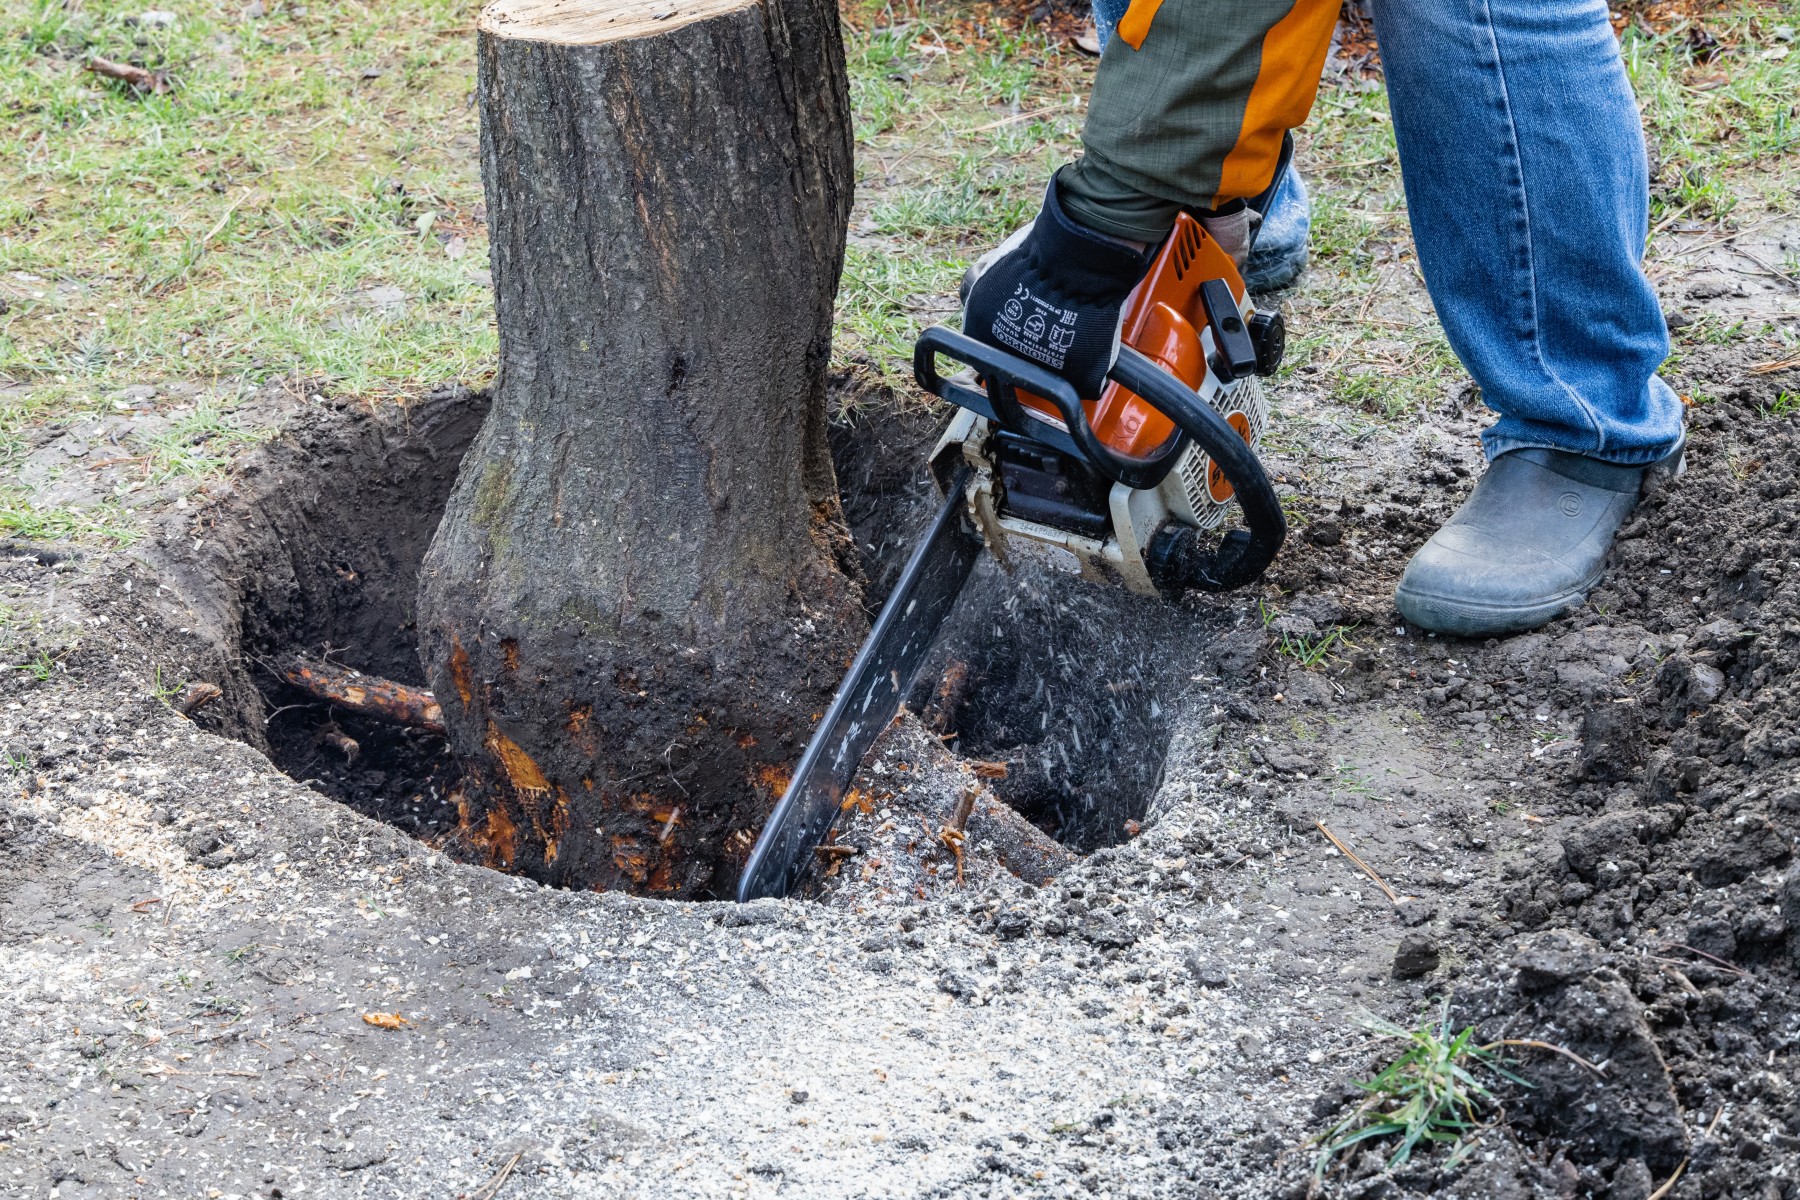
top-left (5, 2), bottom-right (1800, 1198)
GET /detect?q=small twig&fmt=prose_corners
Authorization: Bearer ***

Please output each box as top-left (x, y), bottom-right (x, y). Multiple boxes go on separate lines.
top-left (1749, 353), bottom-right (1800, 375)
top-left (86, 455), bottom-right (147, 472)
top-left (200, 189), bottom-right (252, 247)
top-left (1648, 207), bottom-right (1692, 240)
top-left (947, 788), bottom-right (976, 835)
top-left (1649, 959), bottom-right (1702, 995)
top-left (144, 1062), bottom-right (261, 1079)
top-left (470, 1151), bottom-right (523, 1200)
top-left (937, 789), bottom-right (977, 886)
top-left (1314, 820), bottom-right (1399, 903)
top-left (960, 99), bottom-right (1079, 135)
top-left (1478, 1038), bottom-right (1607, 1078)
top-left (129, 897), bottom-right (165, 913)
top-left (1664, 215), bottom-right (1785, 258)
top-left (1660, 942), bottom-right (1749, 977)
top-left (85, 55), bottom-right (171, 94)
top-left (1646, 1159), bottom-right (1686, 1200)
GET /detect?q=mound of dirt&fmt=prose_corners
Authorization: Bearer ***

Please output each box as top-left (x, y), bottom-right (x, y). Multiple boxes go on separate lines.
top-left (1264, 342), bottom-right (1800, 1196)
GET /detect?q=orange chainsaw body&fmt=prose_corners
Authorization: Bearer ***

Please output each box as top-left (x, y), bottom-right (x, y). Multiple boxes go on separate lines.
top-left (1012, 212), bottom-right (1244, 462)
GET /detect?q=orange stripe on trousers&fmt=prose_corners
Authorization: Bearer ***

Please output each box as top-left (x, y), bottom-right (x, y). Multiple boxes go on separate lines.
top-left (1116, 0), bottom-right (1166, 50)
top-left (1213, 0), bottom-right (1339, 206)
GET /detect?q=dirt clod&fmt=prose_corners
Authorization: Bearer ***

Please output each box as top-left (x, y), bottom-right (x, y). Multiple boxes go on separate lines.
top-left (1390, 933), bottom-right (1439, 978)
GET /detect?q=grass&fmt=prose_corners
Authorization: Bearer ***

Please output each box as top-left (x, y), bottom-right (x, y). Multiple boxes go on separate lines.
top-left (0, 0), bottom-right (496, 401)
top-left (1260, 598), bottom-right (1359, 669)
top-left (0, 0), bottom-right (494, 539)
top-left (1277, 624), bottom-right (1352, 669)
top-left (4, 0), bottom-right (1795, 541)
top-left (1313, 998), bottom-right (1525, 1179)
top-left (1275, 0), bottom-right (1800, 447)
top-left (149, 663), bottom-right (187, 704)
top-left (5, 647), bottom-right (57, 682)
top-left (0, 488), bottom-right (136, 542)
top-left (1330, 759), bottom-right (1392, 804)
top-left (1623, 2), bottom-right (1800, 225)
top-left (138, 391), bottom-right (272, 482)
top-left (832, 2), bottom-right (1090, 395)
top-left (1764, 390), bottom-right (1800, 417)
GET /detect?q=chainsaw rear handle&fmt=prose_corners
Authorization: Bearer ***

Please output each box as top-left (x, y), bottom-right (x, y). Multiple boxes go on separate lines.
top-left (914, 326), bottom-right (1186, 491)
top-left (914, 327), bottom-right (1286, 592)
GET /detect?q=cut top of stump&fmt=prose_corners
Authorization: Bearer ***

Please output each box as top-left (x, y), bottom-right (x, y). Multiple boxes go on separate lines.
top-left (479, 0), bottom-right (754, 43)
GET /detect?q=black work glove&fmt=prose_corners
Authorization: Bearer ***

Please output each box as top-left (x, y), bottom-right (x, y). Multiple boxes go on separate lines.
top-left (961, 176), bottom-right (1154, 401)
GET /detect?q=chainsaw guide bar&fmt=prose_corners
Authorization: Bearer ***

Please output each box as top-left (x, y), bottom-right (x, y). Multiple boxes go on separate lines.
top-left (736, 470), bottom-right (982, 902)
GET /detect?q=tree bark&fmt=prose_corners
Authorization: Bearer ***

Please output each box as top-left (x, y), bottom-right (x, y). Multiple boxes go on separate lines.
top-left (417, 0), bottom-right (859, 898)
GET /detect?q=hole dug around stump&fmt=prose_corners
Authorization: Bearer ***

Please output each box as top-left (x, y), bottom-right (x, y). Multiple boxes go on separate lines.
top-left (197, 391), bottom-right (1180, 894)
top-left (199, 388), bottom-right (486, 850)
top-left (911, 562), bottom-right (1180, 855)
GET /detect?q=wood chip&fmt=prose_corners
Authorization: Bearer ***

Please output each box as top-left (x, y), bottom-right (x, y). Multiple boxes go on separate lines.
top-left (85, 56), bottom-right (171, 94)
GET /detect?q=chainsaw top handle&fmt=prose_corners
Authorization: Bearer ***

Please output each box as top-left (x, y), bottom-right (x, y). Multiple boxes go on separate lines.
top-left (913, 326), bottom-right (1285, 592)
top-left (913, 326), bottom-right (1186, 491)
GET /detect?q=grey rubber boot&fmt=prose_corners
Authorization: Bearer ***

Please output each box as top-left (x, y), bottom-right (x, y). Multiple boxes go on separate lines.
top-left (1394, 441), bottom-right (1684, 637)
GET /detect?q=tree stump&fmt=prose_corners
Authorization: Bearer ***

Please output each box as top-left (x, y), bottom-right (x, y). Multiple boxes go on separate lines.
top-left (417, 0), bottom-right (859, 897)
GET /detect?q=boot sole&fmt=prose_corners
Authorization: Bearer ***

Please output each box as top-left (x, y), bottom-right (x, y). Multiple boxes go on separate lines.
top-left (1394, 575), bottom-right (1599, 639)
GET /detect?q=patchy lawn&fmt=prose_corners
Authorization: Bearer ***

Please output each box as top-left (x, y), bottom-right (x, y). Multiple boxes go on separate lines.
top-left (2, 0), bottom-right (1796, 542)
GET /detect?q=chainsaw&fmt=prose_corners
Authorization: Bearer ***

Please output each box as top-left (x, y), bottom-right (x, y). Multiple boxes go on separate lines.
top-left (737, 207), bottom-right (1288, 902)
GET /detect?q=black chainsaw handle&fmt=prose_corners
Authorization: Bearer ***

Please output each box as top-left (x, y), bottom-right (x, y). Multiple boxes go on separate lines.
top-left (914, 326), bottom-right (1186, 491)
top-left (1109, 345), bottom-right (1286, 592)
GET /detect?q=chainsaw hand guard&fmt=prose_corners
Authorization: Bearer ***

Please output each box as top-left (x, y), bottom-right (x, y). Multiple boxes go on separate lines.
top-left (1107, 345), bottom-right (1285, 591)
top-left (915, 328), bottom-right (1284, 592)
top-left (915, 326), bottom-right (1189, 492)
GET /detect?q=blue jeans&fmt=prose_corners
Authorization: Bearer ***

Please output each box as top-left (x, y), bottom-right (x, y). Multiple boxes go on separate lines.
top-left (1088, 0), bottom-right (1683, 465)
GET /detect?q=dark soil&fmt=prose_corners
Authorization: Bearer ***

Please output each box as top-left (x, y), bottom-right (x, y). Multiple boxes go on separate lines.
top-left (163, 386), bottom-right (1183, 899)
top-left (1250, 340), bottom-right (1800, 1197)
top-left (831, 397), bottom-right (1190, 852)
top-left (6, 343), bottom-right (1796, 1200)
top-left (915, 561), bottom-right (1185, 852)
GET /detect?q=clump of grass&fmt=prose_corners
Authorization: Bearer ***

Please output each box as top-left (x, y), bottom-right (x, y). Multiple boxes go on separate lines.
top-left (1762, 390), bottom-right (1800, 418)
top-left (1276, 624), bottom-right (1352, 669)
top-left (1622, 5), bottom-right (1800, 225)
top-left (0, 488), bottom-right (137, 544)
top-left (5, 647), bottom-right (58, 682)
top-left (0, 0), bottom-right (495, 410)
top-left (139, 394), bottom-right (271, 483)
top-left (1313, 998), bottom-right (1525, 1179)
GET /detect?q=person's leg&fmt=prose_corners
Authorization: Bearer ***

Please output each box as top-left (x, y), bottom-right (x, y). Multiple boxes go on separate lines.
top-left (1243, 164), bottom-right (1311, 293)
top-left (1370, 0), bottom-right (1682, 464)
top-left (1073, 0), bottom-right (1324, 288)
top-left (1068, 0), bottom-right (1336, 229)
top-left (1090, 0), bottom-right (1130, 50)
top-left (962, 0), bottom-right (1340, 400)
top-left (1371, 0), bottom-right (1685, 635)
